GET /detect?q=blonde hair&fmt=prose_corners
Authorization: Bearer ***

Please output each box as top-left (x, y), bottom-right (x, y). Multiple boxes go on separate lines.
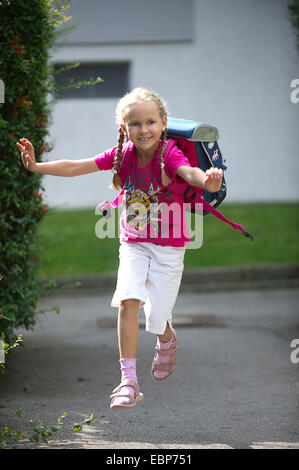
top-left (111, 87), bottom-right (171, 190)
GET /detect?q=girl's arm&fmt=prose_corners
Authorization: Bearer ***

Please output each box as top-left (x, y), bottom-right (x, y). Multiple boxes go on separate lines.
top-left (176, 165), bottom-right (223, 193)
top-left (16, 138), bottom-right (99, 177)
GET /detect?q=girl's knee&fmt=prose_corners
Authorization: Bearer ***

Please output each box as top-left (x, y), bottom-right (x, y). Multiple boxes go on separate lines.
top-left (119, 298), bottom-right (140, 314)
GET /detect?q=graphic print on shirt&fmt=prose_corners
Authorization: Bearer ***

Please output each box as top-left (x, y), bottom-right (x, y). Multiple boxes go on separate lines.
top-left (123, 160), bottom-right (176, 236)
top-left (125, 187), bottom-right (159, 232)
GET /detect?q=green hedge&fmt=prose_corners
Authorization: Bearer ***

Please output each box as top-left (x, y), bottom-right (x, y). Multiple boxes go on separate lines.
top-left (0, 0), bottom-right (69, 342)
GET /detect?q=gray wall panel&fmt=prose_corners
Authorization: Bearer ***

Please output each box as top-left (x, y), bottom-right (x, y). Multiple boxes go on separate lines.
top-left (63, 0), bottom-right (193, 44)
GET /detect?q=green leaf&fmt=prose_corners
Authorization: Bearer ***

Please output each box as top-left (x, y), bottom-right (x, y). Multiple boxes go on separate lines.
top-left (73, 424), bottom-right (82, 432)
top-left (84, 419), bottom-right (95, 426)
top-left (4, 425), bottom-right (10, 436)
top-left (57, 412), bottom-right (68, 424)
top-left (2, 313), bottom-right (16, 323)
top-left (51, 425), bottom-right (61, 432)
top-left (84, 412), bottom-right (95, 425)
top-left (15, 431), bottom-right (23, 440)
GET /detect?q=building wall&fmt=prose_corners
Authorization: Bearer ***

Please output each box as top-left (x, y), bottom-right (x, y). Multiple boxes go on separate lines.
top-left (44, 0), bottom-right (299, 209)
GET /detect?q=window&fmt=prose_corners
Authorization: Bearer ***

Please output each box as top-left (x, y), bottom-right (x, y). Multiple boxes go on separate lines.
top-left (54, 62), bottom-right (130, 99)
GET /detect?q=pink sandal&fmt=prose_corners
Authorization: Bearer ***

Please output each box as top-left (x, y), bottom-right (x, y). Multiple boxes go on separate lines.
top-left (151, 330), bottom-right (179, 381)
top-left (110, 379), bottom-right (144, 410)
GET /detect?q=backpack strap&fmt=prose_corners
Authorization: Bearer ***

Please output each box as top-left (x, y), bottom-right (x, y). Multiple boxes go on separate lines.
top-left (96, 188), bottom-right (125, 217)
top-left (160, 138), bottom-right (179, 174)
top-left (185, 189), bottom-right (254, 240)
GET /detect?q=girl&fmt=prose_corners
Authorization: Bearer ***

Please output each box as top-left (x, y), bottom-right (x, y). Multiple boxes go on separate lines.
top-left (17, 87), bottom-right (223, 410)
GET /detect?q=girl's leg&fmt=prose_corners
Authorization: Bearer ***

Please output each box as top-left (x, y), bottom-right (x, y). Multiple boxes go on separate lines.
top-left (143, 244), bottom-right (185, 381)
top-left (118, 298), bottom-right (140, 358)
top-left (157, 321), bottom-right (172, 344)
top-left (110, 299), bottom-right (142, 409)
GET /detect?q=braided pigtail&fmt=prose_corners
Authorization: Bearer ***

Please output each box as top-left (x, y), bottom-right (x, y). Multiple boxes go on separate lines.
top-left (159, 129), bottom-right (171, 187)
top-left (111, 127), bottom-right (125, 190)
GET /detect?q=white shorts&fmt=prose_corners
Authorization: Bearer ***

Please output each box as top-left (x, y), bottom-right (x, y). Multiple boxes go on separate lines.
top-left (111, 241), bottom-right (186, 334)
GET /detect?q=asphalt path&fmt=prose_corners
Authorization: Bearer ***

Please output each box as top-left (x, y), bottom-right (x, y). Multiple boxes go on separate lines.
top-left (0, 287), bottom-right (299, 450)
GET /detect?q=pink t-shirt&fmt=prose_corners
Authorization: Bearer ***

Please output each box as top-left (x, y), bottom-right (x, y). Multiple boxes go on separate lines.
top-left (94, 140), bottom-right (192, 247)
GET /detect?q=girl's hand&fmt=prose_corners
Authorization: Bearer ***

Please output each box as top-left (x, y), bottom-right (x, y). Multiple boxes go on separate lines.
top-left (16, 138), bottom-right (38, 172)
top-left (204, 167), bottom-right (223, 193)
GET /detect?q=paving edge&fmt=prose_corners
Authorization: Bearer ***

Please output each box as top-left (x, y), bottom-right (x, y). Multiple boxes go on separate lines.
top-left (37, 262), bottom-right (299, 295)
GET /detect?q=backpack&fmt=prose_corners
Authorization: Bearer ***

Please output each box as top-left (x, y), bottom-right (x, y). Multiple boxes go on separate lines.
top-left (97, 117), bottom-right (254, 241)
top-left (166, 117), bottom-right (227, 215)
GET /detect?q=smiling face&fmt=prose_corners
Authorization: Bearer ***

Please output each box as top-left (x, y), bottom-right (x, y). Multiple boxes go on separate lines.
top-left (121, 100), bottom-right (167, 157)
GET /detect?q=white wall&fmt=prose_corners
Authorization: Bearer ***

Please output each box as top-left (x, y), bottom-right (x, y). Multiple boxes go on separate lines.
top-left (43, 0), bottom-right (299, 209)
